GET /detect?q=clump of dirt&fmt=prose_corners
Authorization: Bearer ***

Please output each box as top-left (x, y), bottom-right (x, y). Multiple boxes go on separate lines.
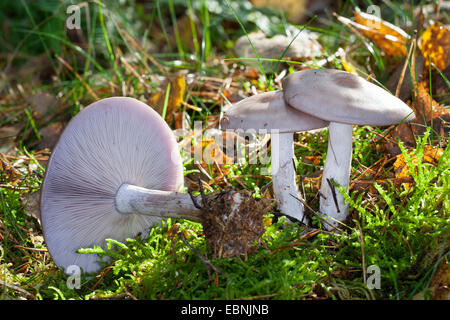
top-left (200, 188), bottom-right (273, 259)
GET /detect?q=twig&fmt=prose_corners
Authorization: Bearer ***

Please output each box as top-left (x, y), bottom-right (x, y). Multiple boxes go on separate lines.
top-left (351, 157), bottom-right (384, 183)
top-left (0, 280), bottom-right (36, 299)
top-left (181, 101), bottom-right (202, 112)
top-left (13, 245), bottom-right (48, 252)
top-left (55, 55), bottom-right (98, 100)
top-left (327, 178), bottom-right (340, 213)
top-left (90, 264), bottom-right (114, 291)
top-left (289, 193), bottom-right (339, 232)
top-left (395, 31), bottom-right (417, 97)
top-left (114, 22), bottom-right (168, 78)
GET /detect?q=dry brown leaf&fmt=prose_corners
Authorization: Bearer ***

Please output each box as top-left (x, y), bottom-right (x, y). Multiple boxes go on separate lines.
top-left (303, 172), bottom-right (322, 191)
top-left (434, 65), bottom-right (450, 104)
top-left (26, 92), bottom-right (57, 120)
top-left (393, 145), bottom-right (444, 189)
top-left (149, 73), bottom-right (186, 123)
top-left (386, 81), bottom-right (449, 155)
top-left (354, 10), bottom-right (409, 57)
top-left (165, 223), bottom-right (181, 240)
top-left (200, 139), bottom-right (232, 186)
top-left (176, 13), bottom-right (201, 54)
top-left (0, 125), bottom-right (21, 155)
top-left (0, 152), bottom-right (23, 186)
top-left (22, 190), bottom-right (41, 222)
top-left (413, 259), bottom-right (450, 300)
top-left (411, 82), bottom-right (450, 134)
top-left (385, 53), bottom-right (425, 101)
top-left (243, 67), bottom-right (261, 79)
top-left (419, 22), bottom-right (450, 70)
top-left (385, 123), bottom-right (416, 156)
top-left (302, 155), bottom-right (321, 166)
top-left (38, 123), bottom-right (63, 150)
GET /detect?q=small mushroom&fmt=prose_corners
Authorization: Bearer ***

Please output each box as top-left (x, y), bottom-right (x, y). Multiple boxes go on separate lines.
top-left (282, 69), bottom-right (415, 229)
top-left (221, 90), bottom-right (328, 224)
top-left (41, 97), bottom-right (201, 273)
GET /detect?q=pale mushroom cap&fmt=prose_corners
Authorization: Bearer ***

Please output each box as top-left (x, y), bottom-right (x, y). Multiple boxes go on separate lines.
top-left (40, 97), bottom-right (184, 274)
top-left (221, 90), bottom-right (328, 132)
top-left (282, 69), bottom-right (415, 126)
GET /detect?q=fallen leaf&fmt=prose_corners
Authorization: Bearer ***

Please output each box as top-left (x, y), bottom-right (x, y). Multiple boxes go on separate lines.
top-left (385, 123), bottom-right (416, 156)
top-left (386, 81), bottom-right (450, 155)
top-left (0, 125), bottom-right (21, 155)
top-left (413, 259), bottom-right (450, 300)
top-left (201, 139), bottom-right (232, 186)
top-left (263, 217), bottom-right (272, 227)
top-left (423, 145), bottom-right (444, 166)
top-left (38, 123), bottom-right (63, 150)
top-left (26, 92), bottom-right (57, 119)
top-left (393, 145), bottom-right (444, 189)
top-left (353, 9), bottom-right (409, 57)
top-left (149, 73), bottom-right (186, 123)
top-left (434, 65), bottom-right (450, 104)
top-left (419, 22), bottom-right (450, 70)
top-left (165, 223), bottom-right (181, 239)
top-left (177, 13), bottom-right (202, 54)
top-left (303, 171), bottom-right (322, 191)
top-left (411, 82), bottom-right (450, 135)
top-left (0, 152), bottom-right (23, 186)
top-left (302, 155), bottom-right (321, 166)
top-left (243, 67), bottom-right (261, 79)
top-left (385, 53), bottom-right (425, 101)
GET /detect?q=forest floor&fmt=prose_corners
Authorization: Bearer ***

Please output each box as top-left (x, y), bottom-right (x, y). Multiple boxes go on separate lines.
top-left (0, 0), bottom-right (448, 300)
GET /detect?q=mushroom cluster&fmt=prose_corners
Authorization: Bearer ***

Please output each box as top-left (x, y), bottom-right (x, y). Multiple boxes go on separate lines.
top-left (222, 68), bottom-right (415, 230)
top-left (40, 69), bottom-right (415, 273)
top-left (221, 90), bottom-right (328, 225)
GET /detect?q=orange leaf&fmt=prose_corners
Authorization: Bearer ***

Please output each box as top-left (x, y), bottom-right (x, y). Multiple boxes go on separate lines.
top-left (393, 145), bottom-right (444, 189)
top-left (302, 155), bottom-right (321, 166)
top-left (419, 22), bottom-right (450, 70)
top-left (341, 56), bottom-right (359, 75)
top-left (354, 10), bottom-right (409, 57)
top-left (165, 223), bottom-right (181, 239)
top-left (149, 74), bottom-right (186, 122)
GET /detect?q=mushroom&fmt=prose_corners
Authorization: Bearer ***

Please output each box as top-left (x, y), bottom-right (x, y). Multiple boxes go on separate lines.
top-left (221, 90), bottom-right (328, 224)
top-left (282, 69), bottom-right (415, 230)
top-left (41, 97), bottom-right (202, 273)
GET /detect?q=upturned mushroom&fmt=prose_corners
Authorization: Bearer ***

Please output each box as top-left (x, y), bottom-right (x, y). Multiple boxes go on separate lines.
top-left (41, 97), bottom-right (202, 273)
top-left (221, 90), bottom-right (328, 224)
top-left (282, 69), bottom-right (415, 230)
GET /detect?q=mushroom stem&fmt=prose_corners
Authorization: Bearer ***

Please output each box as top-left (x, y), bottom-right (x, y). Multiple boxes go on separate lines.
top-left (271, 132), bottom-right (307, 223)
top-left (115, 184), bottom-right (202, 222)
top-left (319, 122), bottom-right (353, 229)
